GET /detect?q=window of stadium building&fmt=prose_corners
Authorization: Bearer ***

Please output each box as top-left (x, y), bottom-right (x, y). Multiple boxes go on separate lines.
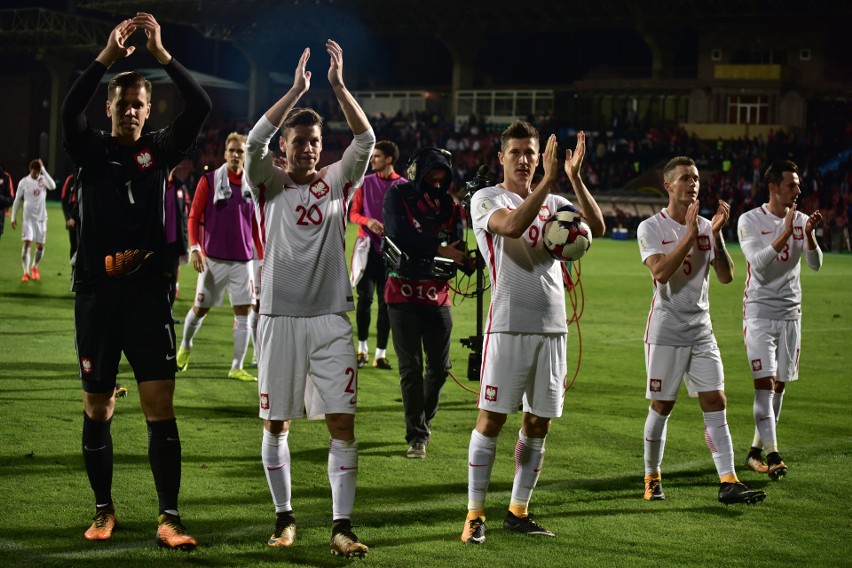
top-left (728, 95), bottom-right (768, 124)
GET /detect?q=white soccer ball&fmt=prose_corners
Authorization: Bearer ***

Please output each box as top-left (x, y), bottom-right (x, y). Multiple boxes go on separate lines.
top-left (542, 207), bottom-right (592, 262)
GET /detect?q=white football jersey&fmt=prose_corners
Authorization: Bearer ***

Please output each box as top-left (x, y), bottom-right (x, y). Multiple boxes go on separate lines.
top-left (738, 204), bottom-right (815, 320)
top-left (11, 170), bottom-right (56, 223)
top-left (245, 115), bottom-right (375, 317)
top-left (637, 209), bottom-right (716, 346)
top-left (471, 185), bottom-right (571, 334)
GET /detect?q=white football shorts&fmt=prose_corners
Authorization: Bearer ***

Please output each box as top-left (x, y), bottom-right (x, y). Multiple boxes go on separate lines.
top-left (193, 257), bottom-right (255, 308)
top-left (21, 218), bottom-right (46, 243)
top-left (257, 313), bottom-right (358, 421)
top-left (743, 318), bottom-right (801, 382)
top-left (478, 332), bottom-right (567, 418)
top-left (644, 340), bottom-right (724, 400)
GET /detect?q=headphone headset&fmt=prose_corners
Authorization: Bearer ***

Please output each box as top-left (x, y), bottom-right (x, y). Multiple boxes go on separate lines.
top-left (406, 147), bottom-right (453, 181)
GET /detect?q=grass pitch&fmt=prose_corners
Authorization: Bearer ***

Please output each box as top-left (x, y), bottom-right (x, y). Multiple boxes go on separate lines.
top-left (0, 202), bottom-right (850, 567)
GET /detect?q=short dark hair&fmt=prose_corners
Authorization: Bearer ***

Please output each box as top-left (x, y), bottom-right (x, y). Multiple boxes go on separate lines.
top-left (500, 120), bottom-right (540, 153)
top-left (28, 159), bottom-right (40, 172)
top-left (107, 71), bottom-right (152, 102)
top-left (764, 160), bottom-right (798, 186)
top-left (281, 107), bottom-right (323, 138)
top-left (374, 140), bottom-right (400, 164)
top-left (662, 156), bottom-right (696, 182)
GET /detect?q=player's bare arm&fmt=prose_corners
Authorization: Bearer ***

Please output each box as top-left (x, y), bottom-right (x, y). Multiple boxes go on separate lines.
top-left (563, 131), bottom-right (605, 238)
top-left (710, 200), bottom-right (734, 283)
top-left (644, 201), bottom-right (699, 284)
top-left (132, 13), bottom-right (171, 64)
top-left (265, 48), bottom-right (311, 128)
top-left (327, 40), bottom-right (370, 136)
top-left (805, 209), bottom-right (823, 251)
top-left (96, 18), bottom-right (137, 68)
top-left (488, 134), bottom-right (558, 239)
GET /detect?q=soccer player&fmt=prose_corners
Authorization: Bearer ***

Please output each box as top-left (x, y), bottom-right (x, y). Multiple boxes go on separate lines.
top-left (637, 156), bottom-right (765, 506)
top-left (461, 121), bottom-right (605, 544)
top-left (245, 41), bottom-right (374, 558)
top-left (61, 13), bottom-right (211, 549)
top-left (176, 133), bottom-right (258, 382)
top-left (11, 158), bottom-right (56, 280)
top-left (349, 140), bottom-right (407, 370)
top-left (738, 160), bottom-right (823, 479)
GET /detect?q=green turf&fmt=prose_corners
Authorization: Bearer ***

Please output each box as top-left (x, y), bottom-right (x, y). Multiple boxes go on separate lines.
top-left (1, 202), bottom-right (850, 567)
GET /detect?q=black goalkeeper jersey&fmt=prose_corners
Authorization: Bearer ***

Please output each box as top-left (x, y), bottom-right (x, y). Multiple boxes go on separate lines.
top-left (62, 59), bottom-right (211, 288)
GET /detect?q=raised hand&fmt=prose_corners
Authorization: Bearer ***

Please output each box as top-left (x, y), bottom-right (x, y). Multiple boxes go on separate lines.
top-left (131, 13), bottom-right (169, 63)
top-left (540, 134), bottom-right (558, 186)
top-left (805, 209), bottom-right (823, 234)
top-left (293, 47), bottom-right (312, 95)
top-left (784, 202), bottom-right (798, 234)
top-left (99, 19), bottom-right (137, 66)
top-left (326, 39), bottom-right (344, 89)
top-left (564, 131), bottom-right (586, 181)
top-left (685, 200), bottom-right (700, 238)
top-left (711, 199), bottom-right (731, 235)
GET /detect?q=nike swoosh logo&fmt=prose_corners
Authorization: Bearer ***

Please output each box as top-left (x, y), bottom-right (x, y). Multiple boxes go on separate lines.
top-left (109, 161), bottom-right (122, 166)
top-left (166, 437), bottom-right (180, 442)
top-left (166, 355), bottom-right (176, 360)
top-left (266, 465), bottom-right (286, 471)
top-left (469, 463), bottom-right (488, 467)
top-left (761, 230), bottom-right (772, 234)
top-left (662, 240), bottom-right (674, 245)
top-left (83, 444), bottom-right (108, 452)
top-left (339, 466), bottom-right (358, 471)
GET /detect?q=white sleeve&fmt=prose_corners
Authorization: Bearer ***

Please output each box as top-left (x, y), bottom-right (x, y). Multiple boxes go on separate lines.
top-left (339, 128), bottom-right (376, 186)
top-left (41, 170), bottom-right (56, 190)
top-left (637, 220), bottom-right (664, 263)
top-left (245, 115), bottom-right (278, 199)
top-left (805, 246), bottom-right (823, 271)
top-left (738, 214), bottom-right (776, 270)
top-left (470, 190), bottom-right (503, 234)
top-left (11, 184), bottom-right (23, 220)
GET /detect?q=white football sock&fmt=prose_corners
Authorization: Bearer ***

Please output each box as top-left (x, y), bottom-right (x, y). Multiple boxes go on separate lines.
top-left (33, 247), bottom-right (44, 267)
top-left (644, 407), bottom-right (669, 475)
top-left (510, 430), bottom-right (545, 509)
top-left (704, 410), bottom-right (736, 479)
top-left (181, 308), bottom-right (204, 349)
top-left (262, 429), bottom-right (291, 513)
top-left (753, 390), bottom-right (778, 454)
top-left (328, 438), bottom-right (358, 520)
top-left (467, 429), bottom-right (497, 511)
top-left (773, 390), bottom-right (785, 424)
top-left (231, 314), bottom-right (249, 371)
top-left (358, 340), bottom-right (368, 354)
top-left (375, 348), bottom-right (386, 359)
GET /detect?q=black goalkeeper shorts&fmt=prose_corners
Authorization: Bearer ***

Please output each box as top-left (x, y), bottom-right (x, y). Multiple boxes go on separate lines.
top-left (75, 273), bottom-right (177, 393)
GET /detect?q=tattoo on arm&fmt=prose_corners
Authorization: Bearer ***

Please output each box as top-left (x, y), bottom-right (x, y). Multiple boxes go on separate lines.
top-left (715, 236), bottom-right (732, 271)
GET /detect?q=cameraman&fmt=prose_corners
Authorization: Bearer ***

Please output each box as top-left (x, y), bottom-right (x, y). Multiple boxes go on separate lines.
top-left (383, 148), bottom-right (470, 459)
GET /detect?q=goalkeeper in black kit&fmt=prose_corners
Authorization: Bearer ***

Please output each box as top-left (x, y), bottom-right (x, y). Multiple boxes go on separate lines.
top-left (61, 13), bottom-right (211, 550)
